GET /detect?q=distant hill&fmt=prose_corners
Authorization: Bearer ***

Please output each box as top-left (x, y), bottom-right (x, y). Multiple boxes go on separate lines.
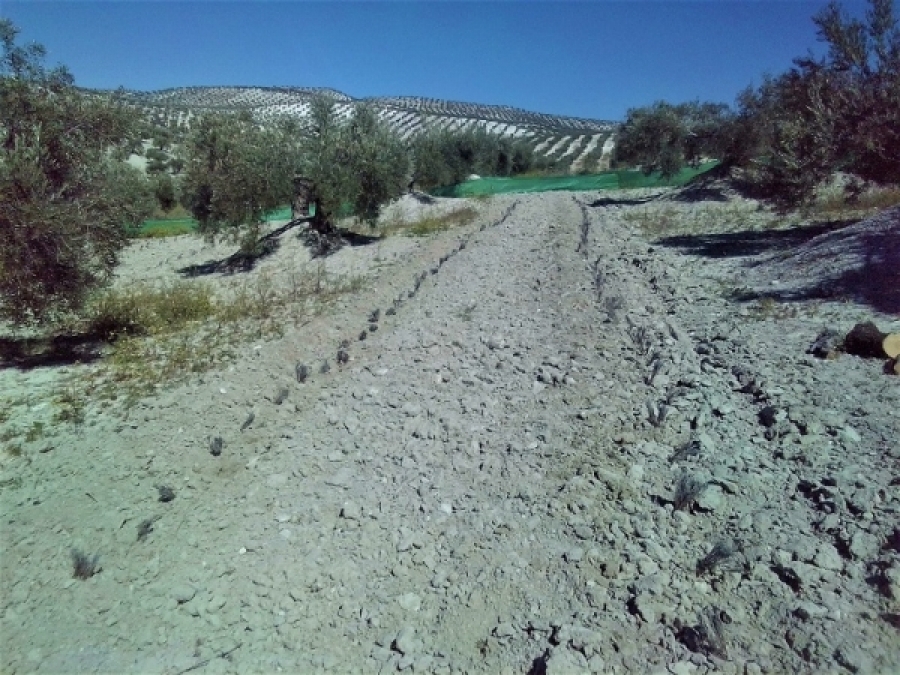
top-left (103, 85), bottom-right (618, 174)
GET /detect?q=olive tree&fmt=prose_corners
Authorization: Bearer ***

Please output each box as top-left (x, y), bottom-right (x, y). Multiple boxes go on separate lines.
top-left (614, 101), bottom-right (732, 179)
top-left (181, 112), bottom-right (299, 251)
top-left (0, 20), bottom-right (153, 324)
top-left (299, 97), bottom-right (409, 233)
top-left (756, 0), bottom-right (900, 205)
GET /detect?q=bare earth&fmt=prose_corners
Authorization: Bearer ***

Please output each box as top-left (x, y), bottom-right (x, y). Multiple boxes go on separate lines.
top-left (1, 191), bottom-right (899, 675)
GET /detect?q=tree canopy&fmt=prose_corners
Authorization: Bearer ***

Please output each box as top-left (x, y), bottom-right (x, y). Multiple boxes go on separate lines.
top-left (0, 19), bottom-right (153, 324)
top-left (612, 0), bottom-right (900, 207)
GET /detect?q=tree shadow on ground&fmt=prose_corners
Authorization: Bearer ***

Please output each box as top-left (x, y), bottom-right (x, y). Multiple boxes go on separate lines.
top-left (299, 225), bottom-right (380, 258)
top-left (0, 332), bottom-right (109, 370)
top-left (667, 185), bottom-right (730, 203)
top-left (588, 196), bottom-right (657, 208)
top-left (408, 191), bottom-right (437, 205)
top-left (734, 225), bottom-right (900, 315)
top-left (655, 219), bottom-right (853, 258)
top-left (177, 220), bottom-right (305, 277)
top-left (659, 214), bottom-right (900, 315)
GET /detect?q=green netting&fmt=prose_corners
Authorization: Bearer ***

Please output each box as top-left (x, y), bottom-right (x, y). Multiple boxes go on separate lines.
top-left (429, 162), bottom-right (720, 198)
top-left (130, 205), bottom-right (296, 236)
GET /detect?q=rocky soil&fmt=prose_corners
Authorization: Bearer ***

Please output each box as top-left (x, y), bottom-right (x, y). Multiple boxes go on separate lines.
top-left (1, 191), bottom-right (899, 675)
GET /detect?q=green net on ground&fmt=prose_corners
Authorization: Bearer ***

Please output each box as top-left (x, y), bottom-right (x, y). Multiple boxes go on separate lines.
top-left (428, 162), bottom-right (719, 198)
top-left (129, 205), bottom-right (298, 237)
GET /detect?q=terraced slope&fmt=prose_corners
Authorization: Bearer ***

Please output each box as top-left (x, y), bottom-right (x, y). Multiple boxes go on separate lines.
top-left (105, 85), bottom-right (616, 173)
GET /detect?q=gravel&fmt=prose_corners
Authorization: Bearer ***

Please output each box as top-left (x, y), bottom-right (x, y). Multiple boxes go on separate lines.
top-left (1, 191), bottom-right (898, 674)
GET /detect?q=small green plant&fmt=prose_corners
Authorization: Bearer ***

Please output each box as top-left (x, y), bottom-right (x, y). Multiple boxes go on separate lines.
top-left (24, 421), bottom-right (44, 442)
top-left (4, 442), bottom-right (22, 457)
top-left (458, 302), bottom-right (477, 322)
top-left (748, 296), bottom-right (799, 321)
top-left (53, 389), bottom-right (86, 424)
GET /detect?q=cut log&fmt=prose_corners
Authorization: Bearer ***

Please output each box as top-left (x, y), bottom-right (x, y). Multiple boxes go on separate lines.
top-left (886, 357), bottom-right (900, 376)
top-left (883, 333), bottom-right (900, 359)
top-left (843, 322), bottom-right (889, 358)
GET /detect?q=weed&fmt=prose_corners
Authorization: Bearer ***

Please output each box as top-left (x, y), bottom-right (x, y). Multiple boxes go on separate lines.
top-left (646, 399), bottom-right (668, 427)
top-left (4, 443), bottom-right (23, 457)
top-left (24, 421), bottom-right (44, 443)
top-left (670, 437), bottom-right (702, 463)
top-left (458, 302), bottom-right (477, 322)
top-left (748, 296), bottom-right (799, 321)
top-left (131, 220), bottom-right (196, 239)
top-left (84, 281), bottom-right (217, 338)
top-left (604, 294), bottom-right (625, 323)
top-left (808, 184), bottom-right (900, 220)
top-left (273, 386), bottom-right (289, 405)
top-left (53, 388), bottom-right (86, 424)
top-left (51, 261), bottom-right (368, 414)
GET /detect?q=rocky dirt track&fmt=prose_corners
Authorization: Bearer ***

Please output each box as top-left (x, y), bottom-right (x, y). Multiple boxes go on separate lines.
top-left (2, 191), bottom-right (899, 674)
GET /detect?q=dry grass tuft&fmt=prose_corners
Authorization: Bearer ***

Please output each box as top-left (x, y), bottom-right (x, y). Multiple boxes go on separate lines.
top-left (51, 267), bottom-right (367, 416)
top-left (378, 206), bottom-right (479, 238)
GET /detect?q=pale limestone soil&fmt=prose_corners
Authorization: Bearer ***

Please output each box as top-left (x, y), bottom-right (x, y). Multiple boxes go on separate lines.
top-left (1, 191), bottom-right (898, 675)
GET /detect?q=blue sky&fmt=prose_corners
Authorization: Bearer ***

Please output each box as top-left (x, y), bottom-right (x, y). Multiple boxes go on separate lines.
top-left (1, 1), bottom-right (872, 121)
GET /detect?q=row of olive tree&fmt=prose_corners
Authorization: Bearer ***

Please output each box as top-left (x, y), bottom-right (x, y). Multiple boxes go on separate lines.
top-left (614, 0), bottom-right (900, 208)
top-left (408, 126), bottom-right (545, 191)
top-left (179, 101), bottom-right (546, 246)
top-left (0, 18), bottom-right (544, 326)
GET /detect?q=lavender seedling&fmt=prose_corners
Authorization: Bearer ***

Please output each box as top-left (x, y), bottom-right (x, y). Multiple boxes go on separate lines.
top-left (71, 548), bottom-right (100, 580)
top-left (137, 515), bottom-right (161, 542)
top-left (673, 473), bottom-right (705, 512)
top-left (676, 607), bottom-right (729, 658)
top-left (156, 485), bottom-right (175, 502)
top-left (670, 437), bottom-right (702, 463)
top-left (645, 354), bottom-right (664, 385)
top-left (273, 386), bottom-right (289, 405)
top-left (696, 539), bottom-right (739, 576)
top-left (646, 398), bottom-right (668, 427)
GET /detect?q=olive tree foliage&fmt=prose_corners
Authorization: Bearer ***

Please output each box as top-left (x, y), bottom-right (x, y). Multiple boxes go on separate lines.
top-left (299, 97), bottom-right (409, 232)
top-left (747, 0), bottom-right (900, 206)
top-left (181, 97), bottom-right (408, 245)
top-left (0, 20), bottom-right (154, 324)
top-left (409, 126), bottom-right (539, 191)
top-left (613, 101), bottom-right (732, 179)
top-left (181, 112), bottom-right (299, 251)
top-left (612, 0), bottom-right (900, 208)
